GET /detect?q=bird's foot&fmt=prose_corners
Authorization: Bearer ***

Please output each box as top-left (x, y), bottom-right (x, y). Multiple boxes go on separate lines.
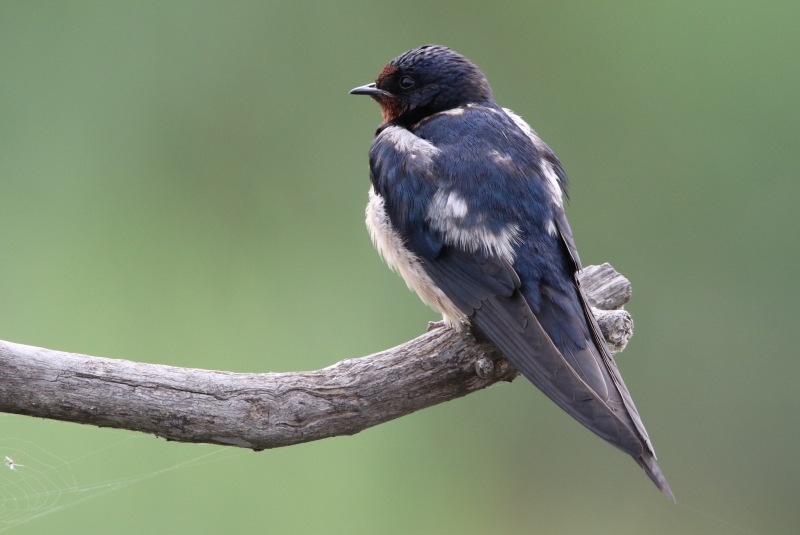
top-left (427, 320), bottom-right (446, 332)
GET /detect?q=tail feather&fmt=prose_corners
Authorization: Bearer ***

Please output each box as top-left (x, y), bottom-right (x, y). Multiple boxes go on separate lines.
top-left (636, 454), bottom-right (675, 501)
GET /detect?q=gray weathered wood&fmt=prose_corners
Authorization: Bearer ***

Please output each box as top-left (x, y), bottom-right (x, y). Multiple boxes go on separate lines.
top-left (0, 264), bottom-right (634, 450)
top-left (591, 308), bottom-right (634, 354)
top-left (581, 263), bottom-right (632, 310)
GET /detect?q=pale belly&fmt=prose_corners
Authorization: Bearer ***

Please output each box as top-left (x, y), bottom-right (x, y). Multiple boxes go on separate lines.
top-left (365, 186), bottom-right (467, 330)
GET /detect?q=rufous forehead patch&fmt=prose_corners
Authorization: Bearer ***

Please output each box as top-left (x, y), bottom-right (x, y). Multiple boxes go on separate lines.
top-left (376, 64), bottom-right (397, 85)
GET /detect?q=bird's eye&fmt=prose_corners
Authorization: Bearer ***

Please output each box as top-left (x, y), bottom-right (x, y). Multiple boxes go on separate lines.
top-left (399, 76), bottom-right (415, 89)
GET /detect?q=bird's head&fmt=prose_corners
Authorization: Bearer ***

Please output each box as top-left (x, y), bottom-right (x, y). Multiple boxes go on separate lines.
top-left (350, 45), bottom-right (493, 126)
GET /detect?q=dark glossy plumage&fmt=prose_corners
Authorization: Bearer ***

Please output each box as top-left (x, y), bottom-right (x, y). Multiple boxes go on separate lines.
top-left (352, 45), bottom-right (672, 499)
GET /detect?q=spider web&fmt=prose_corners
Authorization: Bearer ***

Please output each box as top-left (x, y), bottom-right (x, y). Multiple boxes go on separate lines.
top-left (0, 413), bottom-right (251, 533)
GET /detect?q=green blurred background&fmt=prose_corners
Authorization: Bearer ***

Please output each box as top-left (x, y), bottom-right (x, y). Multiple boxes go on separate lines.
top-left (0, 1), bottom-right (798, 533)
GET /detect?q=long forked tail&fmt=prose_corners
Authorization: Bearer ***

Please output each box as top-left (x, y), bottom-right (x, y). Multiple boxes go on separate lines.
top-left (637, 454), bottom-right (675, 501)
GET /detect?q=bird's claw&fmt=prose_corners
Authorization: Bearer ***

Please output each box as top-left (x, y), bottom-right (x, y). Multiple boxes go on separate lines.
top-left (427, 320), bottom-right (446, 332)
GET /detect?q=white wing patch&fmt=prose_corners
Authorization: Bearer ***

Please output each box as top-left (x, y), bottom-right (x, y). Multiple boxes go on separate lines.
top-left (545, 218), bottom-right (557, 237)
top-left (439, 106), bottom-right (465, 117)
top-left (432, 189), bottom-right (469, 218)
top-left (366, 187), bottom-right (467, 330)
top-left (427, 189), bottom-right (520, 264)
top-left (539, 160), bottom-right (564, 210)
top-left (489, 149), bottom-right (514, 167)
top-left (503, 108), bottom-right (564, 209)
top-left (378, 125), bottom-right (440, 172)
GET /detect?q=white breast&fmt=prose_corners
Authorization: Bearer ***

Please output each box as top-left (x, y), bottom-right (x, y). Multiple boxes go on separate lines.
top-left (366, 187), bottom-right (467, 330)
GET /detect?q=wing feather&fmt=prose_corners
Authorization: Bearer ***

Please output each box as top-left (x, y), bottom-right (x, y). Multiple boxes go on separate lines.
top-left (422, 249), bottom-right (642, 452)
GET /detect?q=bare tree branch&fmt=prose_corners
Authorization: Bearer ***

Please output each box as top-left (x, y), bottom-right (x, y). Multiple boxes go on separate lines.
top-left (0, 264), bottom-right (633, 451)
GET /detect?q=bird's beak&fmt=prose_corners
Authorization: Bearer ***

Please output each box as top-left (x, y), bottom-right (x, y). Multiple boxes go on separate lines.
top-left (349, 83), bottom-right (389, 97)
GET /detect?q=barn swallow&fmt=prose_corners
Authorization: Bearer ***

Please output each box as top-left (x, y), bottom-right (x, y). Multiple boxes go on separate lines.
top-left (350, 45), bottom-right (673, 499)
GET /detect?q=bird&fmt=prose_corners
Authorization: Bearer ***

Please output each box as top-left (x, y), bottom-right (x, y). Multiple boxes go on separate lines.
top-left (349, 45), bottom-right (673, 499)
